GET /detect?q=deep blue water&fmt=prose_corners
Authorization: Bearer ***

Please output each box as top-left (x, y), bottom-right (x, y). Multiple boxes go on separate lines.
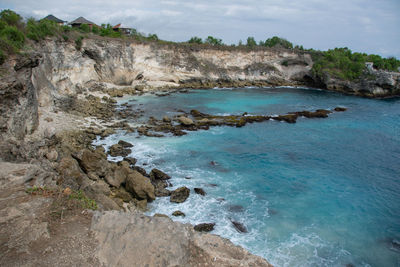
top-left (95, 87), bottom-right (400, 266)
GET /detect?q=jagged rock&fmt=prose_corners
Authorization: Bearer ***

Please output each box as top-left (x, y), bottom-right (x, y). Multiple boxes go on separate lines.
top-left (194, 223), bottom-right (215, 232)
top-left (45, 148), bottom-right (58, 162)
top-left (75, 149), bottom-right (109, 177)
top-left (113, 187), bottom-right (134, 203)
top-left (57, 156), bottom-right (86, 190)
top-left (118, 140), bottom-right (133, 148)
top-left (172, 211), bottom-right (185, 217)
top-left (124, 157), bottom-right (137, 165)
top-left (108, 144), bottom-right (131, 157)
top-left (194, 188), bottom-right (206, 196)
top-left (150, 168), bottom-right (171, 180)
top-left (125, 170), bottom-right (155, 201)
top-left (178, 116), bottom-right (194, 126)
top-left (105, 162), bottom-right (129, 188)
top-left (231, 221), bottom-right (248, 233)
top-left (134, 166), bottom-right (148, 176)
top-left (170, 186), bottom-right (190, 203)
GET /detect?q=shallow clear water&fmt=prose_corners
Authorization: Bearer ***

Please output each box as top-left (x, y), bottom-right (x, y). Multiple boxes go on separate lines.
top-left (95, 87), bottom-right (400, 266)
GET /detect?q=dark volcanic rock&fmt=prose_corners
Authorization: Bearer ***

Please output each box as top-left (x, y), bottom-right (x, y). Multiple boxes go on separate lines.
top-left (134, 166), bottom-right (148, 176)
top-left (334, 107), bottom-right (347, 112)
top-left (108, 144), bottom-right (131, 157)
top-left (231, 221), bottom-right (248, 233)
top-left (194, 223), bottom-right (215, 232)
top-left (170, 186), bottom-right (190, 203)
top-left (172, 210), bottom-right (185, 217)
top-left (150, 168), bottom-right (171, 180)
top-left (118, 140), bottom-right (133, 148)
top-left (194, 188), bottom-right (206, 196)
top-left (124, 157), bottom-right (137, 165)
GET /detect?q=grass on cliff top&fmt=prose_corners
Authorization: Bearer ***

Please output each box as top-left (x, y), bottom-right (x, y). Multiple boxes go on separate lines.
top-left (0, 9), bottom-right (399, 81)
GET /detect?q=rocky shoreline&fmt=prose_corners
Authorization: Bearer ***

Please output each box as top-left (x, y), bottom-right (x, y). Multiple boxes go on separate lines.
top-left (1, 36), bottom-right (388, 266)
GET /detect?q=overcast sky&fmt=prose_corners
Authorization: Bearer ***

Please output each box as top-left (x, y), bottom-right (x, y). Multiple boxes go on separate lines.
top-left (1, 0), bottom-right (399, 58)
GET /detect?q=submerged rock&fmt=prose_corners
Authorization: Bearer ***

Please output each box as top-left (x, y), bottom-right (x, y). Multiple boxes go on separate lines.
top-left (227, 204), bottom-right (245, 213)
top-left (334, 107), bottom-right (347, 112)
top-left (172, 210), bottom-right (185, 217)
top-left (194, 223), bottom-right (215, 232)
top-left (170, 186), bottom-right (190, 203)
top-left (231, 221), bottom-right (248, 233)
top-left (194, 188), bottom-right (206, 196)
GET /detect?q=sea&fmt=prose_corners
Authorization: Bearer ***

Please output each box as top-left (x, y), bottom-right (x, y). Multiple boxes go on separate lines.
top-left (93, 87), bottom-right (400, 267)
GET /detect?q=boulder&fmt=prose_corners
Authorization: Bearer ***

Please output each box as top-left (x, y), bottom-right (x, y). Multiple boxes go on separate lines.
top-left (118, 140), bottom-right (133, 148)
top-left (57, 156), bottom-right (86, 189)
top-left (172, 211), bottom-right (185, 217)
top-left (170, 186), bottom-right (190, 203)
top-left (194, 223), bottom-right (215, 232)
top-left (113, 187), bottom-right (134, 203)
top-left (231, 221), bottom-right (248, 233)
top-left (77, 149), bottom-right (109, 177)
top-left (150, 168), bottom-right (171, 180)
top-left (108, 144), bottom-right (131, 157)
top-left (124, 157), bottom-right (137, 165)
top-left (125, 170), bottom-right (155, 201)
top-left (105, 163), bottom-right (129, 188)
top-left (194, 188), bottom-right (206, 196)
top-left (178, 116), bottom-right (194, 126)
top-left (134, 166), bottom-right (148, 176)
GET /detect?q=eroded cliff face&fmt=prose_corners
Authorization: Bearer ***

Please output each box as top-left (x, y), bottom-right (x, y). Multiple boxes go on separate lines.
top-left (33, 38), bottom-right (313, 108)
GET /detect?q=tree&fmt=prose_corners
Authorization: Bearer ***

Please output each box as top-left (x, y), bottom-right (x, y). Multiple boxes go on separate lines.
top-left (188, 36), bottom-right (202, 44)
top-left (246, 37), bottom-right (257, 47)
top-left (264, 36), bottom-right (293, 49)
top-left (0, 9), bottom-right (22, 27)
top-left (205, 36), bottom-right (223, 46)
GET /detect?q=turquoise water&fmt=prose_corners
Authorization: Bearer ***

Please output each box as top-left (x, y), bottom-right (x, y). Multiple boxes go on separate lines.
top-left (96, 88), bottom-right (400, 266)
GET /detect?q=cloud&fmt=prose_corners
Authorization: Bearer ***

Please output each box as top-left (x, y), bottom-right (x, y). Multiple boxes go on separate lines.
top-left (0, 0), bottom-right (399, 57)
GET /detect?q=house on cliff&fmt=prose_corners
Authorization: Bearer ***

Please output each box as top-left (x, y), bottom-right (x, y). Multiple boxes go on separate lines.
top-left (113, 23), bottom-right (134, 35)
top-left (69, 17), bottom-right (98, 30)
top-left (42, 15), bottom-right (66, 26)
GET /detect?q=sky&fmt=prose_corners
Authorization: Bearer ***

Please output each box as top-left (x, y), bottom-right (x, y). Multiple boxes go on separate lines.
top-left (1, 0), bottom-right (399, 58)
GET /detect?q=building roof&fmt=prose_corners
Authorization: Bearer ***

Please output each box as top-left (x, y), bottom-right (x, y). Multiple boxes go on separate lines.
top-left (43, 14), bottom-right (65, 23)
top-left (69, 16), bottom-right (96, 25)
top-left (113, 23), bottom-right (131, 29)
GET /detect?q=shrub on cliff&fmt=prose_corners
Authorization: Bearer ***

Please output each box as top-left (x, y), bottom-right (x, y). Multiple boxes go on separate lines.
top-left (0, 25), bottom-right (25, 51)
top-left (188, 36), bottom-right (203, 44)
top-left (0, 9), bottom-right (23, 28)
top-left (205, 36), bottom-right (223, 46)
top-left (26, 18), bottom-right (60, 41)
top-left (263, 36), bottom-right (293, 49)
top-left (246, 37), bottom-right (257, 47)
top-left (312, 47), bottom-right (400, 81)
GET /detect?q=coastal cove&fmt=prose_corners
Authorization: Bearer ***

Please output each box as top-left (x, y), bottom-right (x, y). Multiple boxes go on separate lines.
top-left (95, 87), bottom-right (400, 266)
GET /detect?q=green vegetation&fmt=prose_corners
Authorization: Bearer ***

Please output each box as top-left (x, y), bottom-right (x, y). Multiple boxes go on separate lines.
top-left (205, 36), bottom-right (223, 46)
top-left (262, 36), bottom-right (293, 49)
top-left (68, 190), bottom-right (97, 210)
top-left (312, 47), bottom-right (400, 80)
top-left (246, 36), bottom-right (257, 47)
top-left (188, 36), bottom-right (203, 44)
top-left (75, 36), bottom-right (83, 50)
top-left (26, 18), bottom-right (60, 41)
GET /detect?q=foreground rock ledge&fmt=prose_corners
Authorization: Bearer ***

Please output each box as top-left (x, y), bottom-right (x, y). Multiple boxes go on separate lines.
top-left (92, 211), bottom-right (272, 266)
